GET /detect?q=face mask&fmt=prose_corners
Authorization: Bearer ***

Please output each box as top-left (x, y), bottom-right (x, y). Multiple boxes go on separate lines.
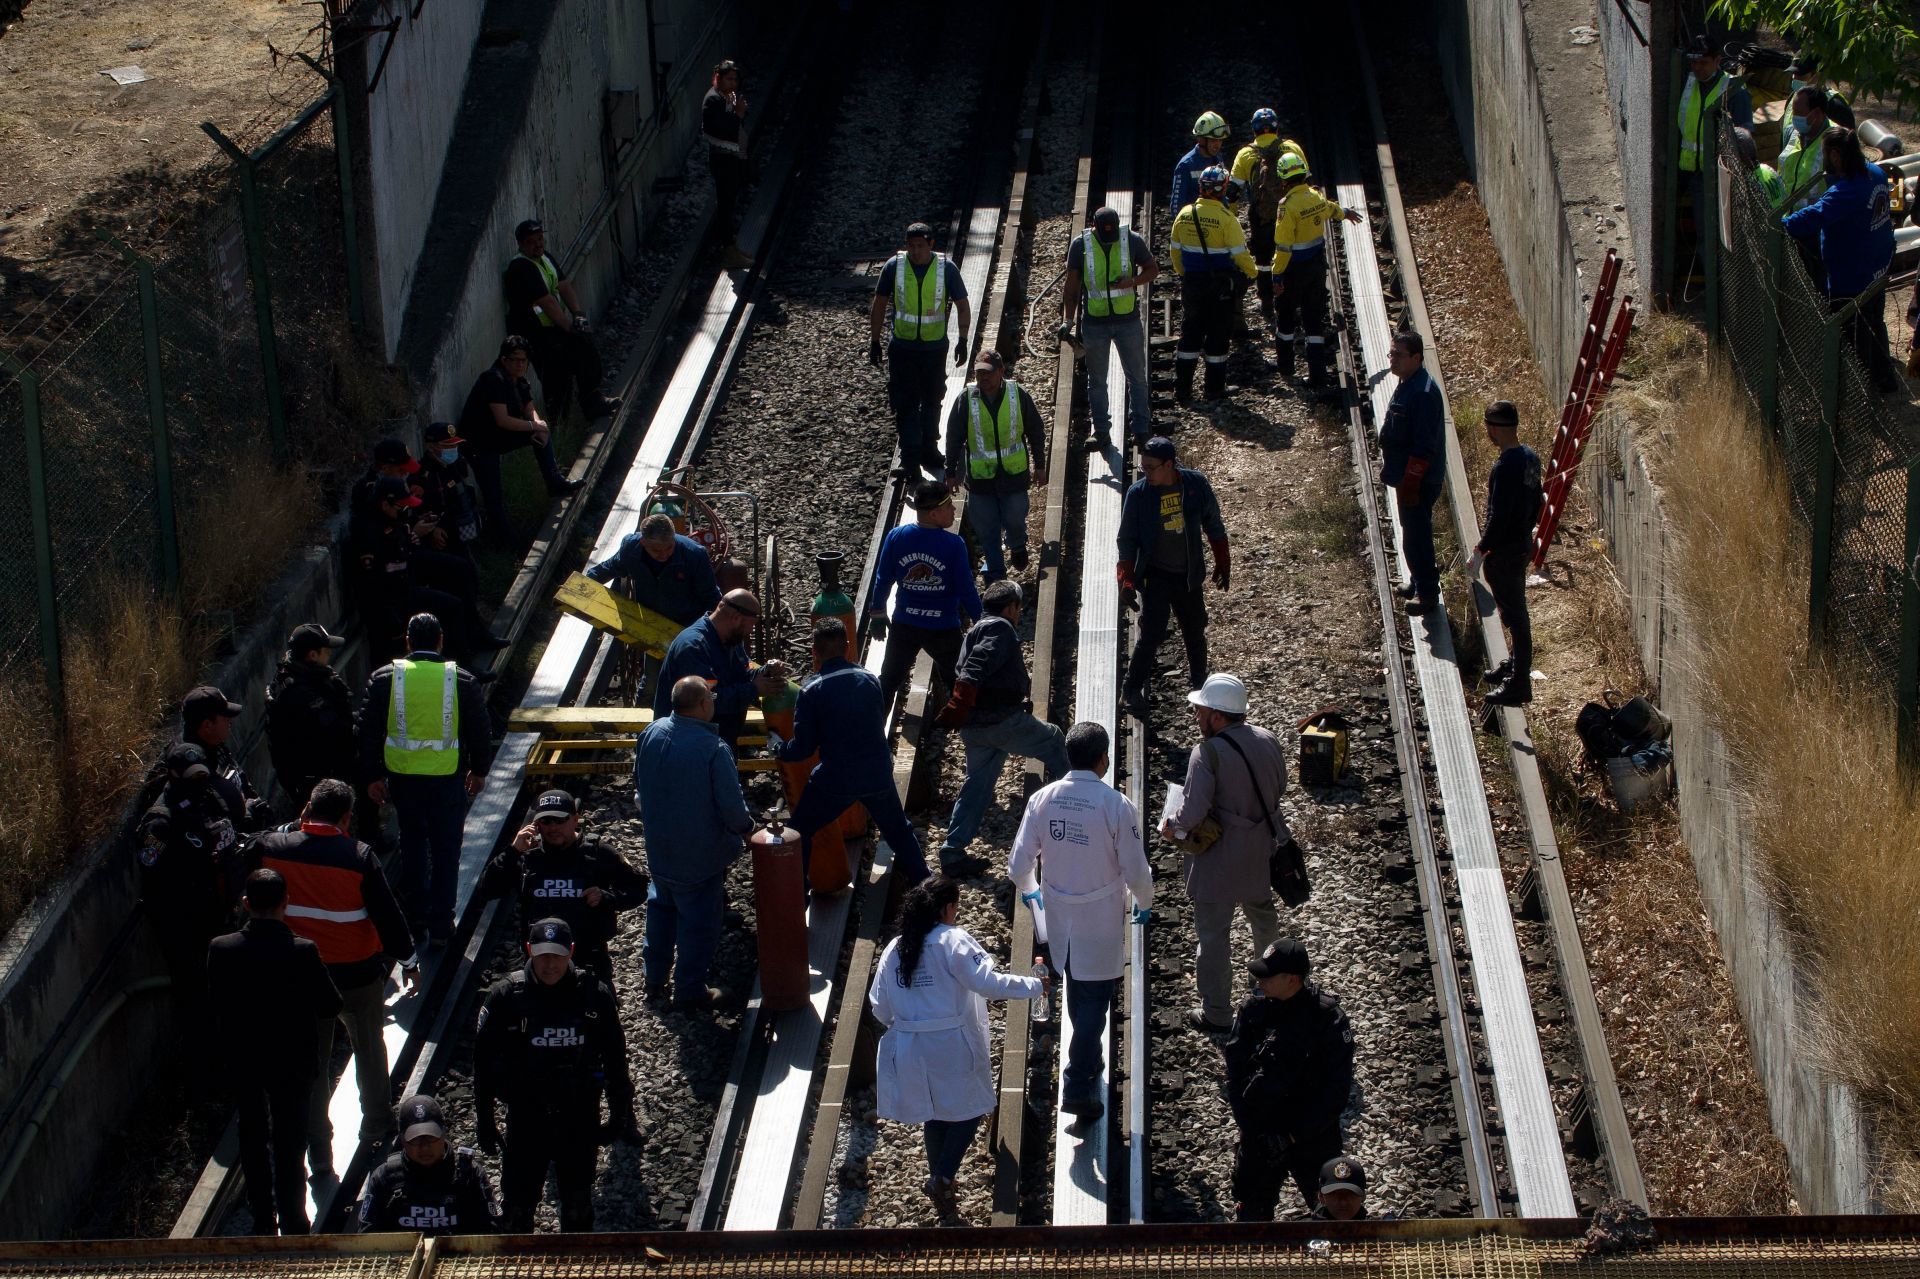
top-left (436, 448), bottom-right (459, 465)
top-left (1792, 115), bottom-right (1810, 136)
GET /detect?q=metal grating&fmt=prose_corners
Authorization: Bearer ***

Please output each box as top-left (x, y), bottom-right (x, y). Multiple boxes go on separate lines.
top-left (422, 1233), bottom-right (1920, 1278)
top-left (0, 1235), bottom-right (416, 1279)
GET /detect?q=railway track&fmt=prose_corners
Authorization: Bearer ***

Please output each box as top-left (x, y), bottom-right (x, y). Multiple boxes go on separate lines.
top-left (158, 0), bottom-right (1646, 1238)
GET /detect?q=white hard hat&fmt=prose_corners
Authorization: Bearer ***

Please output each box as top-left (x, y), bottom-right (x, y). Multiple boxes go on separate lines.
top-left (1187, 674), bottom-right (1249, 716)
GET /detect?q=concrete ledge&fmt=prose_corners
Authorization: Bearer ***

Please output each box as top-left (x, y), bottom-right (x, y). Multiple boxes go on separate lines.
top-left (1583, 407), bottom-right (1874, 1212)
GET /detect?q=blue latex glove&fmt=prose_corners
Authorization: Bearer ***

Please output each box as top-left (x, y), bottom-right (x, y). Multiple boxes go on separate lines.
top-left (1131, 906), bottom-right (1152, 925)
top-left (1020, 890), bottom-right (1043, 907)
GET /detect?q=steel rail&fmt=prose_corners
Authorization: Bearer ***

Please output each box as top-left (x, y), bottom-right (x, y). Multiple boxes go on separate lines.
top-left (167, 18), bottom-right (831, 1238)
top-left (1346, 10), bottom-right (1644, 1208)
top-left (692, 4), bottom-right (1050, 1230)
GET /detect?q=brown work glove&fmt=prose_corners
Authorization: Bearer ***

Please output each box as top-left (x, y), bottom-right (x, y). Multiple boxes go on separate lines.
top-left (936, 681), bottom-right (978, 729)
top-left (1396, 457), bottom-right (1429, 506)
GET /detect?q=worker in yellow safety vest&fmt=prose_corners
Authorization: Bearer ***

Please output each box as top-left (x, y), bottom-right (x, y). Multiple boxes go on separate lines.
top-left (1170, 166), bottom-right (1258, 402)
top-left (1229, 109), bottom-right (1308, 323)
top-left (1676, 36), bottom-right (1751, 178)
top-left (1778, 86), bottom-right (1835, 213)
top-left (1269, 152), bottom-right (1363, 390)
top-left (356, 612), bottom-right (492, 948)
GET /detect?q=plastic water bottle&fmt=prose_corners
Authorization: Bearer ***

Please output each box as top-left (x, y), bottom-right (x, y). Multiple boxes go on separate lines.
top-left (1030, 960), bottom-right (1051, 1023)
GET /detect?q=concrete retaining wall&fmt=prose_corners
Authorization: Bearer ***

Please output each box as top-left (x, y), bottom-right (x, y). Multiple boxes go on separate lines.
top-left (1581, 409), bottom-right (1875, 1211)
top-left (0, 537), bottom-right (363, 1239)
top-left (1597, 0), bottom-right (1677, 296)
top-left (1429, 0), bottom-right (1638, 401)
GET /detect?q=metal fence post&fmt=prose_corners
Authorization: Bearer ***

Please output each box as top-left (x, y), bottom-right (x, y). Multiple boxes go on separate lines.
top-left (1702, 133), bottom-right (1721, 341)
top-left (328, 82), bottom-right (366, 337)
top-left (12, 366), bottom-right (64, 718)
top-left (1809, 317), bottom-right (1843, 648)
top-left (136, 260), bottom-right (182, 595)
top-left (1660, 49), bottom-right (1682, 306)
top-left (1900, 454), bottom-right (1920, 776)
top-left (1758, 225), bottom-right (1783, 429)
top-left (201, 122), bottom-right (288, 462)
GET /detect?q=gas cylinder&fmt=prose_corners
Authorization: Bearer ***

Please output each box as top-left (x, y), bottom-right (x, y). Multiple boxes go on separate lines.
top-left (750, 816), bottom-right (809, 1011)
top-left (760, 678), bottom-right (852, 895)
top-left (645, 493), bottom-right (688, 536)
top-left (811, 550), bottom-right (859, 666)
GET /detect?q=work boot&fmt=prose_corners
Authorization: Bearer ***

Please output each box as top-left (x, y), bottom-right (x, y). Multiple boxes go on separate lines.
top-left (1306, 340), bottom-right (1333, 389)
top-left (1484, 678), bottom-right (1533, 707)
top-left (1255, 274), bottom-right (1273, 320)
top-left (721, 243), bottom-right (754, 271)
top-left (1061, 1094), bottom-right (1104, 1121)
top-left (1203, 359), bottom-right (1227, 401)
top-left (1483, 658), bottom-right (1515, 687)
top-left (1174, 357), bottom-right (1196, 403)
top-left (1123, 687), bottom-right (1150, 721)
top-left (1008, 545), bottom-right (1029, 573)
top-left (1274, 334), bottom-right (1296, 381)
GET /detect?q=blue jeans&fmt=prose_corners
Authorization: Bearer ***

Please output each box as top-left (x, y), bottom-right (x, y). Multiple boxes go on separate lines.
top-left (940, 712), bottom-right (1068, 859)
top-left (966, 488), bottom-right (1029, 579)
top-left (388, 772), bottom-right (466, 941)
top-left (1083, 317), bottom-right (1150, 443)
top-left (1397, 489), bottom-right (1440, 604)
top-left (1064, 974), bottom-right (1118, 1105)
top-left (644, 873), bottom-right (726, 991)
top-left (923, 1115), bottom-right (981, 1181)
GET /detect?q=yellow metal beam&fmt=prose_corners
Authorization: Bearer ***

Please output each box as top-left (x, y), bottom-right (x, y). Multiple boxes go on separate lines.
top-left (553, 572), bottom-right (686, 656)
top-left (507, 704), bottom-right (769, 735)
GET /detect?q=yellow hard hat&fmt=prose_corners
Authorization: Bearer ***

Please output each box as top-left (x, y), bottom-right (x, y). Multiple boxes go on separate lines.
top-left (1192, 111), bottom-right (1229, 141)
top-left (1276, 152), bottom-right (1309, 181)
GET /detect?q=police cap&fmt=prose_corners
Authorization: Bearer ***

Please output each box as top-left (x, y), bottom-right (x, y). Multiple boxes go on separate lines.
top-left (1248, 936), bottom-right (1310, 978)
top-left (1319, 1155), bottom-right (1367, 1195)
top-left (372, 437), bottom-right (419, 473)
top-left (399, 1095), bottom-right (448, 1143)
top-left (374, 475), bottom-right (422, 508)
top-left (287, 621), bottom-right (346, 658)
top-left (162, 741), bottom-right (212, 779)
top-left (532, 789), bottom-right (578, 821)
top-left (181, 685), bottom-right (243, 727)
top-left (528, 916), bottom-right (574, 956)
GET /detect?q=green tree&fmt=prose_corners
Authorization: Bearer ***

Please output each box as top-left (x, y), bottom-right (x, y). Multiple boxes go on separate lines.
top-left (1709, 0), bottom-right (1920, 106)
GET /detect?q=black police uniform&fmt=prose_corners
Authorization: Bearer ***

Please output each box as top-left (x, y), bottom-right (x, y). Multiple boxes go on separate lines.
top-left (136, 773), bottom-right (243, 1005)
top-left (265, 657), bottom-right (358, 812)
top-left (477, 838), bottom-right (648, 994)
top-left (474, 959), bottom-right (636, 1231)
top-left (358, 1148), bottom-right (501, 1234)
top-left (1223, 981), bottom-right (1355, 1219)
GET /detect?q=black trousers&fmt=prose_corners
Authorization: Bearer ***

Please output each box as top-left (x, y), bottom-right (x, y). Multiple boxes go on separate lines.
top-left (886, 343), bottom-right (949, 467)
top-left (1274, 254), bottom-right (1328, 341)
top-left (1177, 284), bottom-right (1237, 359)
top-left (877, 622), bottom-right (964, 708)
top-left (1232, 1124), bottom-right (1343, 1220)
top-left (1125, 568), bottom-right (1208, 695)
top-left (502, 1106), bottom-right (600, 1232)
top-left (529, 327), bottom-right (608, 420)
top-left (712, 153), bottom-right (749, 242)
top-left (238, 1074), bottom-right (317, 1234)
top-left (1483, 547), bottom-right (1532, 676)
top-left (1832, 291), bottom-right (1899, 390)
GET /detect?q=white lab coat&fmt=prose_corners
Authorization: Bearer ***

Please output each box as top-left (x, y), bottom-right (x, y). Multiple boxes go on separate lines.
top-left (870, 923), bottom-right (1041, 1123)
top-left (1008, 769), bottom-right (1154, 982)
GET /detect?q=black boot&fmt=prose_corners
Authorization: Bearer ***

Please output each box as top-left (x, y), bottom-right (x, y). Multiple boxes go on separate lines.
top-left (1255, 274), bottom-right (1274, 323)
top-left (1305, 339), bottom-right (1333, 389)
top-left (1204, 359), bottom-right (1227, 400)
top-left (1274, 333), bottom-right (1296, 381)
top-left (1175, 357), bottom-right (1196, 403)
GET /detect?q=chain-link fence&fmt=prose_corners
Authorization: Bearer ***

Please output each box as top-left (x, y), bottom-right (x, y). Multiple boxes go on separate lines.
top-left (1702, 116), bottom-right (1920, 762)
top-left (0, 76), bottom-right (363, 720)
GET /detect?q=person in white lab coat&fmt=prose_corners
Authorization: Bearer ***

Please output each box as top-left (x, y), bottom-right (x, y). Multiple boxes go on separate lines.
top-left (870, 875), bottom-right (1043, 1219)
top-left (1008, 721), bottom-right (1153, 1121)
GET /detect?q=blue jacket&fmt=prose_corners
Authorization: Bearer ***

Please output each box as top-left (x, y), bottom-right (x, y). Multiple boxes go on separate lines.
top-left (635, 713), bottom-right (751, 886)
top-left (775, 658), bottom-right (893, 794)
top-left (1171, 143), bottom-right (1227, 219)
top-left (584, 532), bottom-right (719, 626)
top-left (653, 615), bottom-right (754, 724)
top-left (1783, 163), bottom-right (1895, 297)
top-left (871, 523), bottom-right (981, 630)
top-left (1379, 366), bottom-right (1446, 496)
top-left (1117, 467), bottom-right (1228, 591)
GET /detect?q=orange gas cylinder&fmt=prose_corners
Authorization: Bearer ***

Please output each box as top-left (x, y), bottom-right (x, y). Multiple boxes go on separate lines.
top-left (761, 680), bottom-right (852, 895)
top-left (750, 817), bottom-right (810, 1011)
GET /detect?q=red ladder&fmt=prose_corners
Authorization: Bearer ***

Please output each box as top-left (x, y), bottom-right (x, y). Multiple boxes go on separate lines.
top-left (1532, 250), bottom-right (1635, 570)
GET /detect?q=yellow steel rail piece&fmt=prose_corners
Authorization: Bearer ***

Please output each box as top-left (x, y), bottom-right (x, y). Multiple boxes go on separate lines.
top-left (553, 572), bottom-right (685, 657)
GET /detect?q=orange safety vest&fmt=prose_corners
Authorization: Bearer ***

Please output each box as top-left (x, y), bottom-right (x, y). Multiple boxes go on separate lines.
top-left (261, 823), bottom-right (383, 966)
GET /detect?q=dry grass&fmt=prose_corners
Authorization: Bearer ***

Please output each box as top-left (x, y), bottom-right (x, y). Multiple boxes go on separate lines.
top-left (1654, 360), bottom-right (1920, 1188)
top-left (0, 450), bottom-right (322, 926)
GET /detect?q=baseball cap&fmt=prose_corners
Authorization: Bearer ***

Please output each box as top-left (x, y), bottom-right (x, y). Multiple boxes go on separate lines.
top-left (424, 421), bottom-right (464, 446)
top-left (181, 685), bottom-right (242, 726)
top-left (287, 622), bottom-right (346, 658)
top-left (528, 916), bottom-right (574, 957)
top-left (162, 741), bottom-right (212, 779)
top-left (374, 475), bottom-right (422, 508)
top-left (908, 480), bottom-right (953, 511)
top-left (372, 437), bottom-right (419, 474)
top-left (1092, 205), bottom-right (1121, 236)
top-left (973, 348), bottom-right (1006, 374)
top-left (515, 218), bottom-right (544, 241)
top-left (532, 789), bottom-right (578, 821)
top-left (1248, 937), bottom-right (1310, 978)
top-left (1319, 1155), bottom-right (1367, 1195)
top-left (1142, 436), bottom-right (1178, 462)
top-left (399, 1095), bottom-right (448, 1143)
top-left (1484, 400), bottom-right (1519, 427)
top-left (905, 221), bottom-right (934, 241)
